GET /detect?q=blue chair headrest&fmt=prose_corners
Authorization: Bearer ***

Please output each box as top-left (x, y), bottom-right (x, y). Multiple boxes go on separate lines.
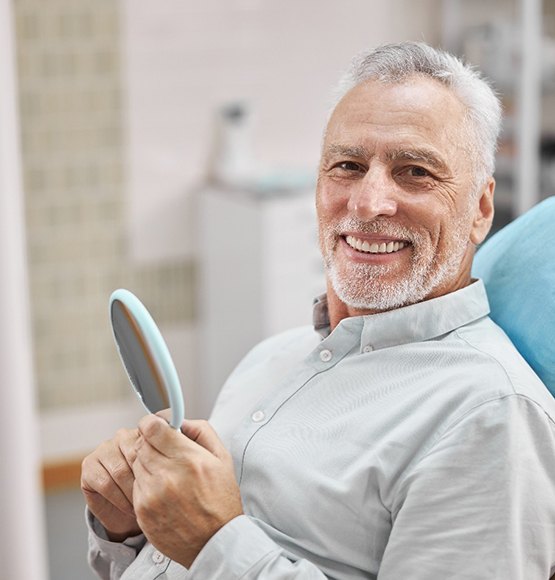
top-left (473, 196), bottom-right (555, 397)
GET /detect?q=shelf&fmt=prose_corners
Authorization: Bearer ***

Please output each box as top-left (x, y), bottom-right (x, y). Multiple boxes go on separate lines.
top-left (444, 0), bottom-right (544, 224)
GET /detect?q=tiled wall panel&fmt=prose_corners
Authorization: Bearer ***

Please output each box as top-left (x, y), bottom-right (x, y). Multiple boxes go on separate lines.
top-left (15, 0), bottom-right (194, 410)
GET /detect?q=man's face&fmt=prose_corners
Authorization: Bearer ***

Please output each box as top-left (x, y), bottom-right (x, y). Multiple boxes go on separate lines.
top-left (316, 76), bottom-right (494, 313)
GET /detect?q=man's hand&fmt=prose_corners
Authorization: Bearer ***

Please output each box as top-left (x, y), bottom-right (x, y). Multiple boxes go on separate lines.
top-left (132, 415), bottom-right (244, 569)
top-left (81, 427), bottom-right (142, 542)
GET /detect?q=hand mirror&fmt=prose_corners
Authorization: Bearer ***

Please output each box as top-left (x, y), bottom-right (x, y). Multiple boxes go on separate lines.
top-left (109, 289), bottom-right (185, 429)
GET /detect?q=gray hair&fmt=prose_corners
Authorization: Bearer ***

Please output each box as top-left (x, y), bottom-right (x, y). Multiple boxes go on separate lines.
top-left (332, 41), bottom-right (502, 191)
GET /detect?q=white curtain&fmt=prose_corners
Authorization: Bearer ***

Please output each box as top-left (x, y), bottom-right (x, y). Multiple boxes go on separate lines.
top-left (0, 0), bottom-right (48, 577)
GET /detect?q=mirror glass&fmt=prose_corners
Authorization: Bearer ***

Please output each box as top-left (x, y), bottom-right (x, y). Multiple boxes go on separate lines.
top-left (109, 289), bottom-right (184, 429)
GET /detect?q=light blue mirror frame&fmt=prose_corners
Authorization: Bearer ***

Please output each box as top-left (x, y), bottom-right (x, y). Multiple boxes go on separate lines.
top-left (109, 288), bottom-right (185, 429)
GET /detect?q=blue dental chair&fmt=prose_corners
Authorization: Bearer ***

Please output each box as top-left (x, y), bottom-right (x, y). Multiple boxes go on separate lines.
top-left (473, 195), bottom-right (555, 398)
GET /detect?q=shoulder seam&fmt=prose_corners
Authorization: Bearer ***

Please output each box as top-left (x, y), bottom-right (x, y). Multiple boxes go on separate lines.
top-left (453, 326), bottom-right (518, 395)
top-left (435, 392), bottom-right (555, 439)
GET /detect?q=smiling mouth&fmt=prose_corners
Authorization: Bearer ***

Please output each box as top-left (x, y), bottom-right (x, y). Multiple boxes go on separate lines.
top-left (344, 235), bottom-right (409, 254)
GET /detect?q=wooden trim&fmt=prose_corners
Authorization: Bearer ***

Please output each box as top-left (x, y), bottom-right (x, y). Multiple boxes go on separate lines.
top-left (42, 457), bottom-right (84, 492)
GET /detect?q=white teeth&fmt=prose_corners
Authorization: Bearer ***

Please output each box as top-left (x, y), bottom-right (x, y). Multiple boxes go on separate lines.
top-left (345, 236), bottom-right (407, 254)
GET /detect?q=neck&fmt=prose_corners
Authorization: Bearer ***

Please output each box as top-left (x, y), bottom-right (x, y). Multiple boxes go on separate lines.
top-left (325, 280), bottom-right (379, 331)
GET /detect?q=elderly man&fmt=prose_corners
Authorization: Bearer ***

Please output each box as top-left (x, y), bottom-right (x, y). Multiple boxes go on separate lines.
top-left (82, 42), bottom-right (555, 579)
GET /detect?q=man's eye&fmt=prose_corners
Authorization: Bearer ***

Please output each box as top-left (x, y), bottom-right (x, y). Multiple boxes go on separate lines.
top-left (333, 161), bottom-right (364, 173)
top-left (406, 166), bottom-right (431, 178)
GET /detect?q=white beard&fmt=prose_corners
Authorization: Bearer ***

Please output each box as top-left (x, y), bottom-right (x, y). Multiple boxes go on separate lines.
top-left (321, 216), bottom-right (471, 311)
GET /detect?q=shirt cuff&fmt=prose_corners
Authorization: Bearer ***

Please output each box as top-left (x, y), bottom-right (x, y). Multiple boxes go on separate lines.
top-left (187, 515), bottom-right (282, 579)
top-left (86, 507), bottom-right (146, 559)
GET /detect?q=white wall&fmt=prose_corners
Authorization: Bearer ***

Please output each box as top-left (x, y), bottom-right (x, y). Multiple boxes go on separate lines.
top-left (121, 0), bottom-right (442, 263)
top-left (0, 1), bottom-right (48, 577)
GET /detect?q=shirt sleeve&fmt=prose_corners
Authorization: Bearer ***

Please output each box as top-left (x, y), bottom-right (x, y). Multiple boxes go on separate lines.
top-left (378, 394), bottom-right (555, 580)
top-left (188, 515), bottom-right (330, 579)
top-left (86, 508), bottom-right (147, 580)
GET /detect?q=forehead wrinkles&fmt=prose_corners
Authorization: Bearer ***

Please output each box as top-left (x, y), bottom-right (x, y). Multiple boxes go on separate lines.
top-left (323, 79), bottom-right (472, 162)
top-left (322, 113), bottom-right (464, 168)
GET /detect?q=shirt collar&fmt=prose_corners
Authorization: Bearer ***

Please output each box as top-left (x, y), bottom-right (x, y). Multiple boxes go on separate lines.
top-left (313, 294), bottom-right (331, 338)
top-left (313, 280), bottom-right (490, 350)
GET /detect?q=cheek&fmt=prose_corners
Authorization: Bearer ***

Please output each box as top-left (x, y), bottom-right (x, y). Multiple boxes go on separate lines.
top-left (415, 191), bottom-right (462, 236)
top-left (316, 187), bottom-right (341, 252)
top-left (316, 180), bottom-right (348, 222)
top-left (433, 217), bottom-right (471, 258)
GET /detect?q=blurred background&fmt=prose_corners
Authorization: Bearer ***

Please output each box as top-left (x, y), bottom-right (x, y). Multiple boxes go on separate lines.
top-left (2, 0), bottom-right (554, 578)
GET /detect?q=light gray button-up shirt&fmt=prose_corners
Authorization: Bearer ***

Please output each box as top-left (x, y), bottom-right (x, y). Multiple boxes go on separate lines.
top-left (88, 281), bottom-right (555, 579)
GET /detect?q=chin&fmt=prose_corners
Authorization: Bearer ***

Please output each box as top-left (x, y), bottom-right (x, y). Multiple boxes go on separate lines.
top-left (328, 261), bottom-right (442, 312)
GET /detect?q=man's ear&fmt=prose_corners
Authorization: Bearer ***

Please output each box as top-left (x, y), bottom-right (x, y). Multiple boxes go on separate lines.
top-left (470, 178), bottom-right (495, 245)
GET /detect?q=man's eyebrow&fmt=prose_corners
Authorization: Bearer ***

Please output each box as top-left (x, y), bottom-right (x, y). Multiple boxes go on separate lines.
top-left (387, 148), bottom-right (448, 172)
top-left (323, 144), bottom-right (371, 160)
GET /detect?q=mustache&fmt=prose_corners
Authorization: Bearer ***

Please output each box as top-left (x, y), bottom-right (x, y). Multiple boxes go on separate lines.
top-left (329, 217), bottom-right (422, 244)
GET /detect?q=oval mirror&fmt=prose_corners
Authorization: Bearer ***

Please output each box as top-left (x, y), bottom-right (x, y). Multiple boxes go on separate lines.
top-left (109, 289), bottom-right (184, 429)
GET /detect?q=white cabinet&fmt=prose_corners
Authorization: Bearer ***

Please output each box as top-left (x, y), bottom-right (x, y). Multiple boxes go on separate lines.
top-left (196, 187), bottom-right (324, 416)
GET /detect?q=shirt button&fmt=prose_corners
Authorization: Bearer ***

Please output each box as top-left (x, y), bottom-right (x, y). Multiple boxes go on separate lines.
top-left (319, 349), bottom-right (332, 362)
top-left (152, 550), bottom-right (165, 564)
top-left (251, 410), bottom-right (265, 422)
top-left (363, 345), bottom-right (373, 353)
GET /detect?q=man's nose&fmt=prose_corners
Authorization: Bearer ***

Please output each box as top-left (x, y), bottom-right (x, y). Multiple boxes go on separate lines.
top-left (347, 167), bottom-right (398, 219)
